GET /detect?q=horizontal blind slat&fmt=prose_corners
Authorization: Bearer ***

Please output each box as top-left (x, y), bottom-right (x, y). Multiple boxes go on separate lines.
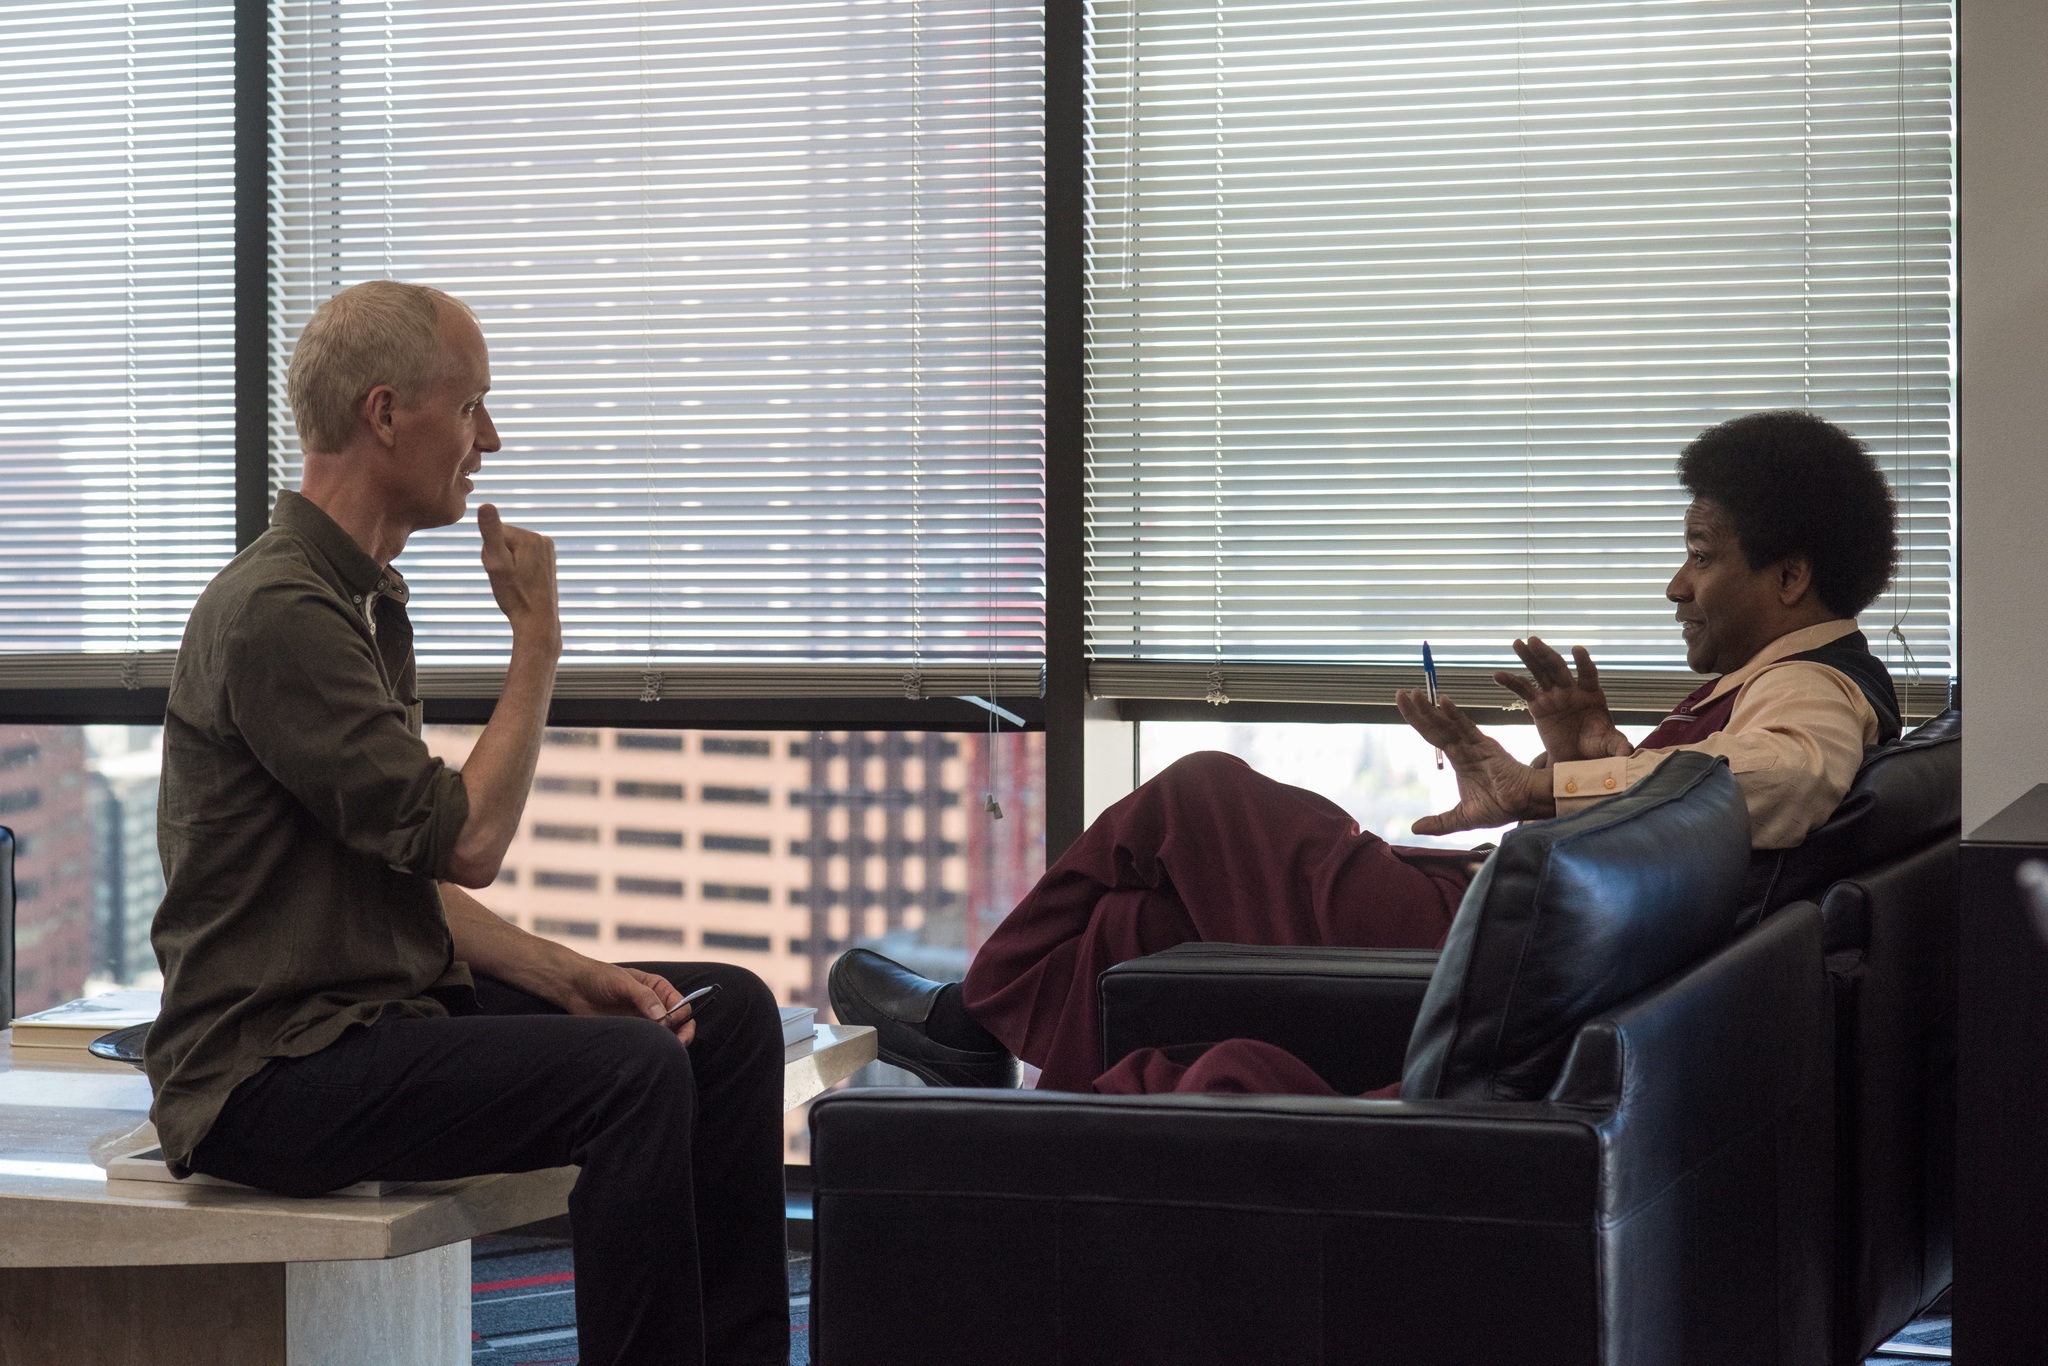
top-left (1083, 0), bottom-right (1955, 687)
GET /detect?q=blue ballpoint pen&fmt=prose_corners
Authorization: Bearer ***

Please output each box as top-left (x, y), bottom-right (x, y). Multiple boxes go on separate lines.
top-left (1422, 642), bottom-right (1443, 770)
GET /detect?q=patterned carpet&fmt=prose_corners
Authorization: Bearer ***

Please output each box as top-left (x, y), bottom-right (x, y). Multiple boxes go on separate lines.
top-left (468, 1231), bottom-right (813, 1366)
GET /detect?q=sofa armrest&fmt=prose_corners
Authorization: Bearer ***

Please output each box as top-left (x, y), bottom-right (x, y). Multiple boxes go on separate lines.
top-left (810, 1087), bottom-right (1604, 1366)
top-left (1097, 942), bottom-right (1437, 1092)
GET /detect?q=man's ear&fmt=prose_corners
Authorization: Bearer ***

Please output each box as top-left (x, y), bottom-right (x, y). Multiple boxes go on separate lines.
top-left (359, 384), bottom-right (399, 450)
top-left (1775, 554), bottom-right (1816, 607)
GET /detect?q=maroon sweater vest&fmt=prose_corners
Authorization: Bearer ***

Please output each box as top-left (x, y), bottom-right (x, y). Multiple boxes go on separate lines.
top-left (1638, 631), bottom-right (1901, 753)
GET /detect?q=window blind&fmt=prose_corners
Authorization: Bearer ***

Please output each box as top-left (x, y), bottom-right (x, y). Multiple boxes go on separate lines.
top-left (1083, 0), bottom-right (1955, 709)
top-left (270, 0), bottom-right (1048, 697)
top-left (0, 1), bottom-right (236, 662)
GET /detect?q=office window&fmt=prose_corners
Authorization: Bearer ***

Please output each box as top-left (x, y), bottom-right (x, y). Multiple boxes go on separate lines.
top-left (0, 727), bottom-right (165, 1013)
top-left (544, 730), bottom-right (601, 747)
top-left (617, 733), bottom-right (684, 752)
top-left (617, 924), bottom-right (685, 945)
top-left (702, 785), bottom-right (772, 806)
top-left (616, 828), bottom-right (685, 849)
top-left (534, 776), bottom-right (600, 797)
top-left (533, 917), bottom-right (600, 939)
top-left (703, 834), bottom-right (772, 856)
top-left (617, 876), bottom-right (685, 898)
top-left (0, 2), bottom-right (236, 665)
top-left (267, 0), bottom-right (1048, 694)
top-left (703, 931), bottom-right (773, 954)
top-left (616, 780), bottom-right (685, 801)
top-left (702, 883), bottom-right (773, 905)
top-left (702, 737), bottom-right (772, 758)
top-left (1084, 0), bottom-right (1956, 707)
top-left (532, 871), bottom-right (600, 892)
top-left (532, 823), bottom-right (600, 843)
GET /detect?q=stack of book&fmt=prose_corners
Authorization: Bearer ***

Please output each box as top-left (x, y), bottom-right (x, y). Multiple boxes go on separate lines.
top-left (8, 990), bottom-right (160, 1070)
top-left (780, 1005), bottom-right (816, 1048)
top-left (7, 993), bottom-right (814, 1065)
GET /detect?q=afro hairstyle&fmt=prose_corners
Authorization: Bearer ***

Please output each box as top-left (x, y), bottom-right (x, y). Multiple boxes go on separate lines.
top-left (1676, 410), bottom-right (1898, 618)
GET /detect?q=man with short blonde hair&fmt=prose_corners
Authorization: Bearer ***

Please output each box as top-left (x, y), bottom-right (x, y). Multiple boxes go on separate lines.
top-left (285, 280), bottom-right (473, 453)
top-left (149, 281), bottom-right (791, 1366)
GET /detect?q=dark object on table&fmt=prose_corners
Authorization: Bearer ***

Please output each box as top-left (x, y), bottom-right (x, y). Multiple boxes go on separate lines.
top-left (87, 1023), bottom-right (151, 1070)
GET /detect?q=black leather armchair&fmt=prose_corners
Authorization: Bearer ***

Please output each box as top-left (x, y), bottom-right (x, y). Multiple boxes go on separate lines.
top-left (812, 755), bottom-right (1836, 1365)
top-left (1100, 709), bottom-right (1961, 1364)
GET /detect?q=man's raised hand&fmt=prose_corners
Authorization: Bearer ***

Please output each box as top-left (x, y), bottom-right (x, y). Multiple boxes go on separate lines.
top-left (1395, 688), bottom-right (1555, 836)
top-left (1492, 636), bottom-right (1630, 763)
top-left (477, 503), bottom-right (560, 652)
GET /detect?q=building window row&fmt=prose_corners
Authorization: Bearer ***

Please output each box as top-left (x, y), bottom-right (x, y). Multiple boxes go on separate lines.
top-left (617, 827), bottom-right (685, 848)
top-left (527, 825), bottom-right (767, 852)
top-left (532, 778), bottom-right (773, 803)
top-left (787, 788), bottom-right (959, 809)
top-left (702, 930), bottom-right (773, 953)
top-left (521, 920), bottom-right (778, 955)
top-left (519, 871), bottom-right (779, 902)
top-left (788, 886), bottom-right (962, 910)
top-left (702, 833), bottom-right (772, 854)
top-left (789, 836), bottom-right (962, 859)
top-left (540, 729), bottom-right (770, 757)
top-left (788, 736), bottom-right (959, 761)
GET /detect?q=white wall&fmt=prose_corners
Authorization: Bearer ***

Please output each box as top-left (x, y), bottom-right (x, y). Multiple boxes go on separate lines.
top-left (1082, 707), bottom-right (1137, 826)
top-left (1959, 0), bottom-right (2048, 832)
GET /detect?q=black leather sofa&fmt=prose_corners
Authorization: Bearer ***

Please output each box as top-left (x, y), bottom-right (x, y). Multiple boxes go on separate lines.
top-left (1092, 710), bottom-right (1961, 1364)
top-left (811, 754), bottom-right (1840, 1365)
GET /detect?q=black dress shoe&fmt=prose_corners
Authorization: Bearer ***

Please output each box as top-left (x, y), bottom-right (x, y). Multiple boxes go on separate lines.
top-left (829, 949), bottom-right (1019, 1089)
top-left (87, 1023), bottom-right (151, 1070)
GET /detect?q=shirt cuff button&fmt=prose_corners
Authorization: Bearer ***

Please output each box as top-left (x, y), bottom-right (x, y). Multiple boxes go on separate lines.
top-left (1603, 777), bottom-right (1618, 790)
top-left (1563, 781), bottom-right (1579, 795)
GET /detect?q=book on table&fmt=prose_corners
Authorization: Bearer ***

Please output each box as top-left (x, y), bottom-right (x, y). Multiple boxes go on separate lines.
top-left (780, 1006), bottom-right (816, 1048)
top-left (8, 990), bottom-right (161, 1068)
top-left (10, 992), bottom-right (816, 1058)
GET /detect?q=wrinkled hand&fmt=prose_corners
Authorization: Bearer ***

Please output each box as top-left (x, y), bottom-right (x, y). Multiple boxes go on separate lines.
top-left (1395, 689), bottom-right (1555, 836)
top-left (1492, 637), bottom-right (1631, 764)
top-left (552, 961), bottom-right (696, 1046)
top-left (477, 503), bottom-right (560, 651)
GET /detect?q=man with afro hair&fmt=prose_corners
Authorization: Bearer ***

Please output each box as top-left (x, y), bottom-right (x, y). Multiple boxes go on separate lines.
top-left (833, 410), bottom-right (1904, 1097)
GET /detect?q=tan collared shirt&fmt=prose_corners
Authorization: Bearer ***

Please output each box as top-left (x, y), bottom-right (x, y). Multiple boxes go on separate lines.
top-left (147, 491), bottom-right (472, 1172)
top-left (1550, 619), bottom-right (1881, 849)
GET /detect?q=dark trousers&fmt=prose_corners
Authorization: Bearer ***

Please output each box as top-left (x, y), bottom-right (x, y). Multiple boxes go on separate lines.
top-left (192, 961), bottom-right (790, 1366)
top-left (961, 751), bottom-right (1479, 1091)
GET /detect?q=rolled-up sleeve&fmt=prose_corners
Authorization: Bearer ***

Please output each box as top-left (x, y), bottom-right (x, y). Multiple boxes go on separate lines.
top-left (220, 583), bottom-right (469, 877)
top-left (1552, 661), bottom-right (1877, 849)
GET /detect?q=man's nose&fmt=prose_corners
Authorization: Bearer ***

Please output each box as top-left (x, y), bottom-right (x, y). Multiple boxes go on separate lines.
top-left (1666, 564), bottom-right (1690, 603)
top-left (476, 404), bottom-right (502, 455)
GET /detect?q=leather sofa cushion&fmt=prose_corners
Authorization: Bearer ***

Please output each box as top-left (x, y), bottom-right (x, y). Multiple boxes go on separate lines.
top-left (1747, 708), bottom-right (1960, 922)
top-left (1401, 751), bottom-right (1752, 1103)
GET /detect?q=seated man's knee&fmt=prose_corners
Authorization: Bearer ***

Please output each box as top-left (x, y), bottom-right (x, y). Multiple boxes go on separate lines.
top-left (1152, 749), bottom-right (1249, 795)
top-left (601, 1016), bottom-right (696, 1087)
top-left (711, 964), bottom-right (782, 1043)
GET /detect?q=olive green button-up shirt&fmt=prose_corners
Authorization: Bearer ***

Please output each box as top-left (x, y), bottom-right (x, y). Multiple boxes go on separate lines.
top-left (147, 490), bottom-right (474, 1172)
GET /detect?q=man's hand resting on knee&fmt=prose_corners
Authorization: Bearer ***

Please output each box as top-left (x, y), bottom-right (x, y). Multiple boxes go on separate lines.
top-left (442, 883), bottom-right (698, 1044)
top-left (1395, 689), bottom-right (1558, 837)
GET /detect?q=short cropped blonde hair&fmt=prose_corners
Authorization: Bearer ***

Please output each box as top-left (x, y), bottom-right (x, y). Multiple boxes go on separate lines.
top-left (286, 281), bottom-right (475, 453)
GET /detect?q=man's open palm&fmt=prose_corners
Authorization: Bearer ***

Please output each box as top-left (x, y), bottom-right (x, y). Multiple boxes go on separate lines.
top-left (1395, 690), bottom-right (1545, 836)
top-left (1494, 637), bottom-right (1631, 763)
